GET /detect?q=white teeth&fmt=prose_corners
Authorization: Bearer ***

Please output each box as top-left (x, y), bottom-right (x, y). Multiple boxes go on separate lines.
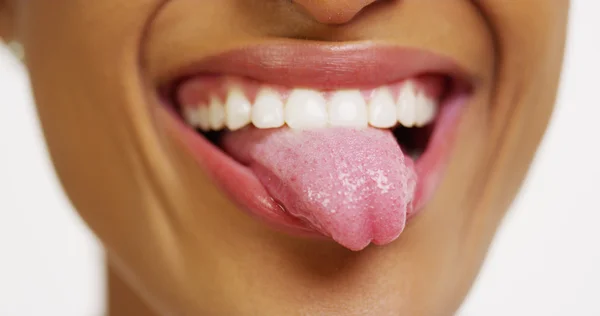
top-left (198, 105), bottom-right (211, 131)
top-left (184, 107), bottom-right (200, 127)
top-left (208, 96), bottom-right (225, 130)
top-left (415, 93), bottom-right (438, 127)
top-left (252, 89), bottom-right (285, 129)
top-left (328, 90), bottom-right (368, 128)
top-left (186, 81), bottom-right (439, 131)
top-left (285, 89), bottom-right (328, 129)
top-left (396, 81), bottom-right (418, 128)
top-left (225, 87), bottom-right (252, 130)
top-left (368, 88), bottom-right (397, 128)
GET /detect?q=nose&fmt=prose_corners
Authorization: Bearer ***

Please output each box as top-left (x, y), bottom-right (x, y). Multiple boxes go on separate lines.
top-left (292, 0), bottom-right (380, 25)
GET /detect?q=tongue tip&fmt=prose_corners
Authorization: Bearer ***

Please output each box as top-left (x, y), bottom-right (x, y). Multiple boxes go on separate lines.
top-left (333, 233), bottom-right (403, 252)
top-left (328, 232), bottom-right (373, 252)
top-left (327, 221), bottom-right (406, 252)
top-left (343, 241), bottom-right (372, 252)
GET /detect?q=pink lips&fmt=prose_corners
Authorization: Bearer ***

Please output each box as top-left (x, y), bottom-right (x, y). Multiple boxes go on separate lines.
top-left (163, 42), bottom-right (471, 251)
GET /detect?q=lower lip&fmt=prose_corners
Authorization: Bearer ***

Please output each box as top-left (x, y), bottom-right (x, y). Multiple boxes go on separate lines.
top-left (160, 90), bottom-right (468, 240)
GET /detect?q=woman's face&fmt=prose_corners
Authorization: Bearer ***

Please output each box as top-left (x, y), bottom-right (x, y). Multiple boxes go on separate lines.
top-left (2, 1), bottom-right (568, 315)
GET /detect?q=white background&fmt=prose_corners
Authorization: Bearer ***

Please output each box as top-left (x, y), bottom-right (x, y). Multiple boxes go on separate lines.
top-left (1, 2), bottom-right (599, 315)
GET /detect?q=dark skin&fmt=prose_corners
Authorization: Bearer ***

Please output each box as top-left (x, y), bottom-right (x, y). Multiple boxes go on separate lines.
top-left (1, 1), bottom-right (569, 315)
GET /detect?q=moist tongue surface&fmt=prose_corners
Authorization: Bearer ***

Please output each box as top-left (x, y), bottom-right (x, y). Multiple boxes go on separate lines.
top-left (221, 127), bottom-right (417, 251)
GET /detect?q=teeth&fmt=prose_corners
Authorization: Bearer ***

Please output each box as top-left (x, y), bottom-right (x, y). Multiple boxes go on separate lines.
top-left (198, 105), bottom-right (211, 131)
top-left (185, 82), bottom-right (439, 131)
top-left (415, 93), bottom-right (438, 127)
top-left (396, 81), bottom-right (417, 128)
top-left (225, 87), bottom-right (252, 130)
top-left (328, 90), bottom-right (368, 128)
top-left (285, 89), bottom-right (328, 129)
top-left (208, 96), bottom-right (225, 130)
top-left (184, 107), bottom-right (200, 127)
top-left (368, 88), bottom-right (397, 128)
top-left (252, 89), bottom-right (285, 129)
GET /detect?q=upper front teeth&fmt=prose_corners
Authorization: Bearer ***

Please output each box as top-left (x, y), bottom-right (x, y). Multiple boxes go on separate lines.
top-left (285, 89), bottom-right (328, 129)
top-left (328, 90), bottom-right (369, 128)
top-left (184, 80), bottom-right (438, 131)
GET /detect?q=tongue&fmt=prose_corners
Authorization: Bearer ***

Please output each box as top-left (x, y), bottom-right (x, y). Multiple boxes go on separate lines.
top-left (221, 127), bottom-right (417, 251)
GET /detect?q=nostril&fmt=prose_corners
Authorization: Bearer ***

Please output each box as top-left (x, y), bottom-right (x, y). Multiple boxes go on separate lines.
top-left (290, 0), bottom-right (380, 25)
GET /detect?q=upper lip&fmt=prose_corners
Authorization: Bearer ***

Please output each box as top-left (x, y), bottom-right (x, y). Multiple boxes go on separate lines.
top-left (162, 41), bottom-right (475, 92)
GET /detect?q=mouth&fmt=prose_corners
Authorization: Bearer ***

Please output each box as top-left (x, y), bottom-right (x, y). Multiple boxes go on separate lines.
top-left (159, 42), bottom-right (472, 251)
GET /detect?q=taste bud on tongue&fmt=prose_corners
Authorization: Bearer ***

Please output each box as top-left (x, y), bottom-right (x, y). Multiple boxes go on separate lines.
top-left (221, 127), bottom-right (417, 251)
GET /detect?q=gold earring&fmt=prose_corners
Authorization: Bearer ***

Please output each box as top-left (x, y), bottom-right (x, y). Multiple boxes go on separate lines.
top-left (6, 40), bottom-right (25, 61)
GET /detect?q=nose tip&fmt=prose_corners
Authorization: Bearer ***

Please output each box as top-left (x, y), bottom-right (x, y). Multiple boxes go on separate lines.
top-left (292, 0), bottom-right (380, 25)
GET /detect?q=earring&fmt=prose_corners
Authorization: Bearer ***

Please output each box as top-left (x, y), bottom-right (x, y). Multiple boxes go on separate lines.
top-left (6, 40), bottom-right (25, 61)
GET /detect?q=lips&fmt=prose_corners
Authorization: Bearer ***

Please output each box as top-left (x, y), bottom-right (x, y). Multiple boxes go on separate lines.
top-left (161, 43), bottom-right (471, 251)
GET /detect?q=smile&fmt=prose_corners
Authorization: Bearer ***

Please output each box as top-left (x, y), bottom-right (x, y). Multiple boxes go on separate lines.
top-left (161, 42), bottom-right (473, 251)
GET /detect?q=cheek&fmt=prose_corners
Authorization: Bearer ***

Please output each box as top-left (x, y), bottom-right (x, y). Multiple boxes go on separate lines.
top-left (470, 0), bottom-right (569, 213)
top-left (20, 1), bottom-right (169, 243)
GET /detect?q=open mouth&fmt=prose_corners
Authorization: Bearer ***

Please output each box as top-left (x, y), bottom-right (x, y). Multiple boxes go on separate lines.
top-left (179, 74), bottom-right (445, 160)
top-left (160, 43), bottom-right (472, 251)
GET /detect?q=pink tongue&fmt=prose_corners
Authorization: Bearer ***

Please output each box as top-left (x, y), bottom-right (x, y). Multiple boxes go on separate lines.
top-left (221, 127), bottom-right (417, 251)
